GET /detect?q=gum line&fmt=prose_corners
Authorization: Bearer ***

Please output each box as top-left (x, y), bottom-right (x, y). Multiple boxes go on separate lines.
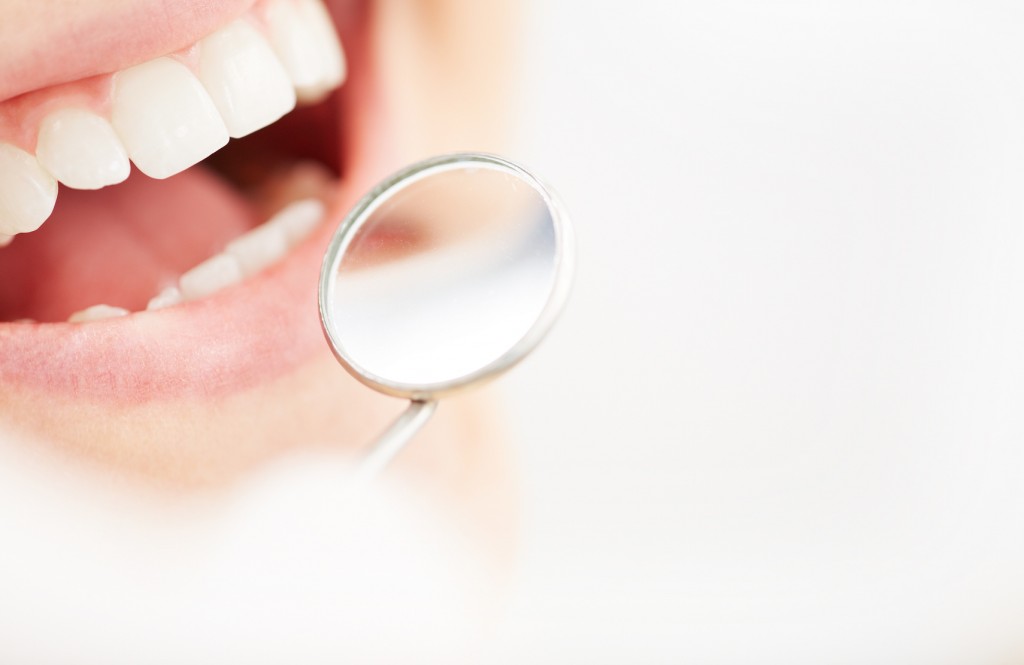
top-left (0, 0), bottom-right (342, 151)
top-left (0, 0), bottom-right (345, 238)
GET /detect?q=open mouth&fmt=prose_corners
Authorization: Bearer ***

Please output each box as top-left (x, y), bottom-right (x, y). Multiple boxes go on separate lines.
top-left (0, 0), bottom-right (380, 401)
top-left (0, 6), bottom-right (518, 644)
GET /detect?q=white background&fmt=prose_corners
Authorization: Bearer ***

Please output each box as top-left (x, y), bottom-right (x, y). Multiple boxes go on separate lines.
top-left (497, 2), bottom-right (1024, 662)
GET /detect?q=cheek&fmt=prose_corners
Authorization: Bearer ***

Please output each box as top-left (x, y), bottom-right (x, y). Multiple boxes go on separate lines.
top-left (0, 349), bottom-right (518, 561)
top-left (368, 0), bottom-right (521, 162)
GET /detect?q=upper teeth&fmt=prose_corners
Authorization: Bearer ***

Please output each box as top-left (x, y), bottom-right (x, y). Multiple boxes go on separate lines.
top-left (0, 0), bottom-right (345, 238)
top-left (35, 108), bottom-right (131, 190)
top-left (0, 144), bottom-right (58, 236)
top-left (265, 0), bottom-right (348, 103)
top-left (198, 19), bottom-right (298, 140)
top-left (111, 57), bottom-right (232, 181)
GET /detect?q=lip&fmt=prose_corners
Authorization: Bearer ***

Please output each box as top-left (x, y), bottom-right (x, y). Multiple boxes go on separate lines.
top-left (0, 3), bottom-right (518, 640)
top-left (0, 0), bottom-right (382, 404)
top-left (0, 0), bottom-right (259, 103)
top-left (1, 195), bottom-right (337, 402)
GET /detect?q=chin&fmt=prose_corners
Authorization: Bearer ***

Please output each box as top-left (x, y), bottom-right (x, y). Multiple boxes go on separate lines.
top-left (0, 1), bottom-right (519, 659)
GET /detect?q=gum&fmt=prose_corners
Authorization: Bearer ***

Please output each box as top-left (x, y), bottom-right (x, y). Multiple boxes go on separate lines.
top-left (0, 76), bottom-right (115, 152)
top-left (0, 0), bottom-right (282, 153)
top-left (0, 0), bottom-right (258, 102)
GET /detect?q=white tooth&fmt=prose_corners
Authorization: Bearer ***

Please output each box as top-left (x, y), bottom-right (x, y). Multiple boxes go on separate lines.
top-left (0, 143), bottom-right (58, 235)
top-left (226, 223), bottom-right (290, 276)
top-left (111, 57), bottom-right (229, 179)
top-left (198, 19), bottom-right (297, 139)
top-left (222, 199), bottom-right (324, 278)
top-left (35, 108), bottom-right (130, 190)
top-left (267, 198), bottom-right (325, 246)
top-left (146, 286), bottom-right (183, 311)
top-left (68, 304), bottom-right (130, 323)
top-left (179, 253), bottom-right (243, 301)
top-left (265, 0), bottom-right (347, 102)
top-left (0, 234), bottom-right (13, 247)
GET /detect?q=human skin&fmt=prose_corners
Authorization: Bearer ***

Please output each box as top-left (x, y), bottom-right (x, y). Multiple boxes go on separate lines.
top-left (0, 0), bottom-right (522, 659)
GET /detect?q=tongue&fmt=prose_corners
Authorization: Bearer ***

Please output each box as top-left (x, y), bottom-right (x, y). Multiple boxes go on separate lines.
top-left (0, 167), bottom-right (255, 322)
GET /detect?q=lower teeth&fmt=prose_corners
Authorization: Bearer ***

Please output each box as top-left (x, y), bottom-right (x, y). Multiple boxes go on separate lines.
top-left (67, 304), bottom-right (131, 323)
top-left (65, 197), bottom-right (325, 323)
top-left (146, 287), bottom-right (182, 312)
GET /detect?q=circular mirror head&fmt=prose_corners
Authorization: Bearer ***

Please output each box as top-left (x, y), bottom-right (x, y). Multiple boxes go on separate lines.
top-left (319, 153), bottom-right (574, 400)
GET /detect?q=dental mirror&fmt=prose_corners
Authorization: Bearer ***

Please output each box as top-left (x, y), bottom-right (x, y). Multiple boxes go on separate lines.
top-left (319, 153), bottom-right (574, 480)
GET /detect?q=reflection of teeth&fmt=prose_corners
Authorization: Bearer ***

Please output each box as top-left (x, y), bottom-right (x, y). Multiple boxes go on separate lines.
top-left (198, 20), bottom-right (297, 139)
top-left (146, 286), bottom-right (183, 311)
top-left (111, 57), bottom-right (229, 179)
top-left (68, 304), bottom-right (130, 323)
top-left (179, 254), bottom-right (244, 301)
top-left (35, 108), bottom-right (131, 190)
top-left (0, 144), bottom-right (58, 236)
top-left (265, 0), bottom-right (347, 103)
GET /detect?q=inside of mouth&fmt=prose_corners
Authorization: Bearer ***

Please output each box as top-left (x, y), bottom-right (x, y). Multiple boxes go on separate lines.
top-left (0, 93), bottom-right (344, 323)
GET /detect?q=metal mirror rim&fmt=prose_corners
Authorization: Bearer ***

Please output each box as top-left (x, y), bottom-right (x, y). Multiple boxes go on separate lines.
top-left (318, 152), bottom-right (575, 401)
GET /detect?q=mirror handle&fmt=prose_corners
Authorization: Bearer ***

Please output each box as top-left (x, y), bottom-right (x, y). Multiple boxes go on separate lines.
top-left (351, 399), bottom-right (438, 488)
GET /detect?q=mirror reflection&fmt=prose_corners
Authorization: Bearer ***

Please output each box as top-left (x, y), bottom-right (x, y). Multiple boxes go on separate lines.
top-left (329, 162), bottom-right (559, 389)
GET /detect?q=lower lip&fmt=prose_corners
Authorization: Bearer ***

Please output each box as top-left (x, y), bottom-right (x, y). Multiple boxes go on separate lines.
top-left (0, 186), bottom-right (350, 403)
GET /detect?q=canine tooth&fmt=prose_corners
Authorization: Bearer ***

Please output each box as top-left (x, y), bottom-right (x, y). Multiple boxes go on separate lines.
top-left (226, 223), bottom-right (289, 276)
top-left (68, 304), bottom-right (130, 323)
top-left (267, 198), bottom-right (325, 246)
top-left (146, 286), bottom-right (183, 311)
top-left (111, 57), bottom-right (229, 179)
top-left (0, 234), bottom-right (13, 247)
top-left (198, 19), bottom-right (296, 139)
top-left (265, 0), bottom-right (347, 102)
top-left (35, 109), bottom-right (130, 190)
top-left (0, 144), bottom-right (58, 236)
top-left (179, 254), bottom-right (243, 301)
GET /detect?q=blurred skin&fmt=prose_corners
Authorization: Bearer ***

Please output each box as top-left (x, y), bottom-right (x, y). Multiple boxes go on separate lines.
top-left (0, 0), bottom-right (522, 656)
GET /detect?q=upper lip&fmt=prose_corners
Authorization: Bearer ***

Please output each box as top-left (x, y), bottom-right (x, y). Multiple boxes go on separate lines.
top-left (0, 0), bottom-right (370, 403)
top-left (0, 0), bottom-right (259, 103)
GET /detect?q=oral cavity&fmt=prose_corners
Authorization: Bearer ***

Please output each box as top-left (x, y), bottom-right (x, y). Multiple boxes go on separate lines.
top-left (67, 196), bottom-right (326, 323)
top-left (0, 0), bottom-right (345, 239)
top-left (176, 197), bottom-right (323, 303)
top-left (60, 194), bottom-right (323, 323)
top-left (171, 197), bottom-right (324, 312)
